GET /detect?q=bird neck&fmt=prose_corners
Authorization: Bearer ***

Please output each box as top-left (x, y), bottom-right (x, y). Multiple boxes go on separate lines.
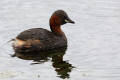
top-left (50, 25), bottom-right (64, 35)
top-left (50, 16), bottom-right (64, 36)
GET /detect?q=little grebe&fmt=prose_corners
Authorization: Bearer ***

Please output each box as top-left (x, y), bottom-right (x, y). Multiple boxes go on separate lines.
top-left (12, 10), bottom-right (75, 52)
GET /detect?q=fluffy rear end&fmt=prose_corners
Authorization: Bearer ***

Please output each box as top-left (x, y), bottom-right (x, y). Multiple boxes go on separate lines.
top-left (12, 39), bottom-right (42, 53)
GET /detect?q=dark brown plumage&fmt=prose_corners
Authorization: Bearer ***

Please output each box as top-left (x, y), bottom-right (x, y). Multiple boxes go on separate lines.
top-left (12, 10), bottom-right (75, 53)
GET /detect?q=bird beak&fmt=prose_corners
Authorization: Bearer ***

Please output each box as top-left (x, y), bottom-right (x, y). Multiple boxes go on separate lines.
top-left (65, 19), bottom-right (75, 24)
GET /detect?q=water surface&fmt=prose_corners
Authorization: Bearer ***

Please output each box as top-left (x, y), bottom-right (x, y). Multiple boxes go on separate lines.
top-left (0, 0), bottom-right (120, 80)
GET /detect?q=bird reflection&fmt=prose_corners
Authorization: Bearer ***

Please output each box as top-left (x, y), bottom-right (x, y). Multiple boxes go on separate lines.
top-left (11, 47), bottom-right (74, 79)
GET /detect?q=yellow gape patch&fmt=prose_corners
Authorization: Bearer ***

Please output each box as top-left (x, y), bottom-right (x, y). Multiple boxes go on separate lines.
top-left (65, 19), bottom-right (69, 23)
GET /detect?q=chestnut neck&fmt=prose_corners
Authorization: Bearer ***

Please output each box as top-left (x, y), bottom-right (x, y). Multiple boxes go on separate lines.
top-left (50, 16), bottom-right (64, 36)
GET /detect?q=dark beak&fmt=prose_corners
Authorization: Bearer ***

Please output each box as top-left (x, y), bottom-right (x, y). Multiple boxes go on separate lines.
top-left (65, 18), bottom-right (75, 24)
top-left (68, 19), bottom-right (75, 24)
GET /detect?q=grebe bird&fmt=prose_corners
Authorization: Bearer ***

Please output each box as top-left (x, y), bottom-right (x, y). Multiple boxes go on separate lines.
top-left (12, 10), bottom-right (75, 52)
